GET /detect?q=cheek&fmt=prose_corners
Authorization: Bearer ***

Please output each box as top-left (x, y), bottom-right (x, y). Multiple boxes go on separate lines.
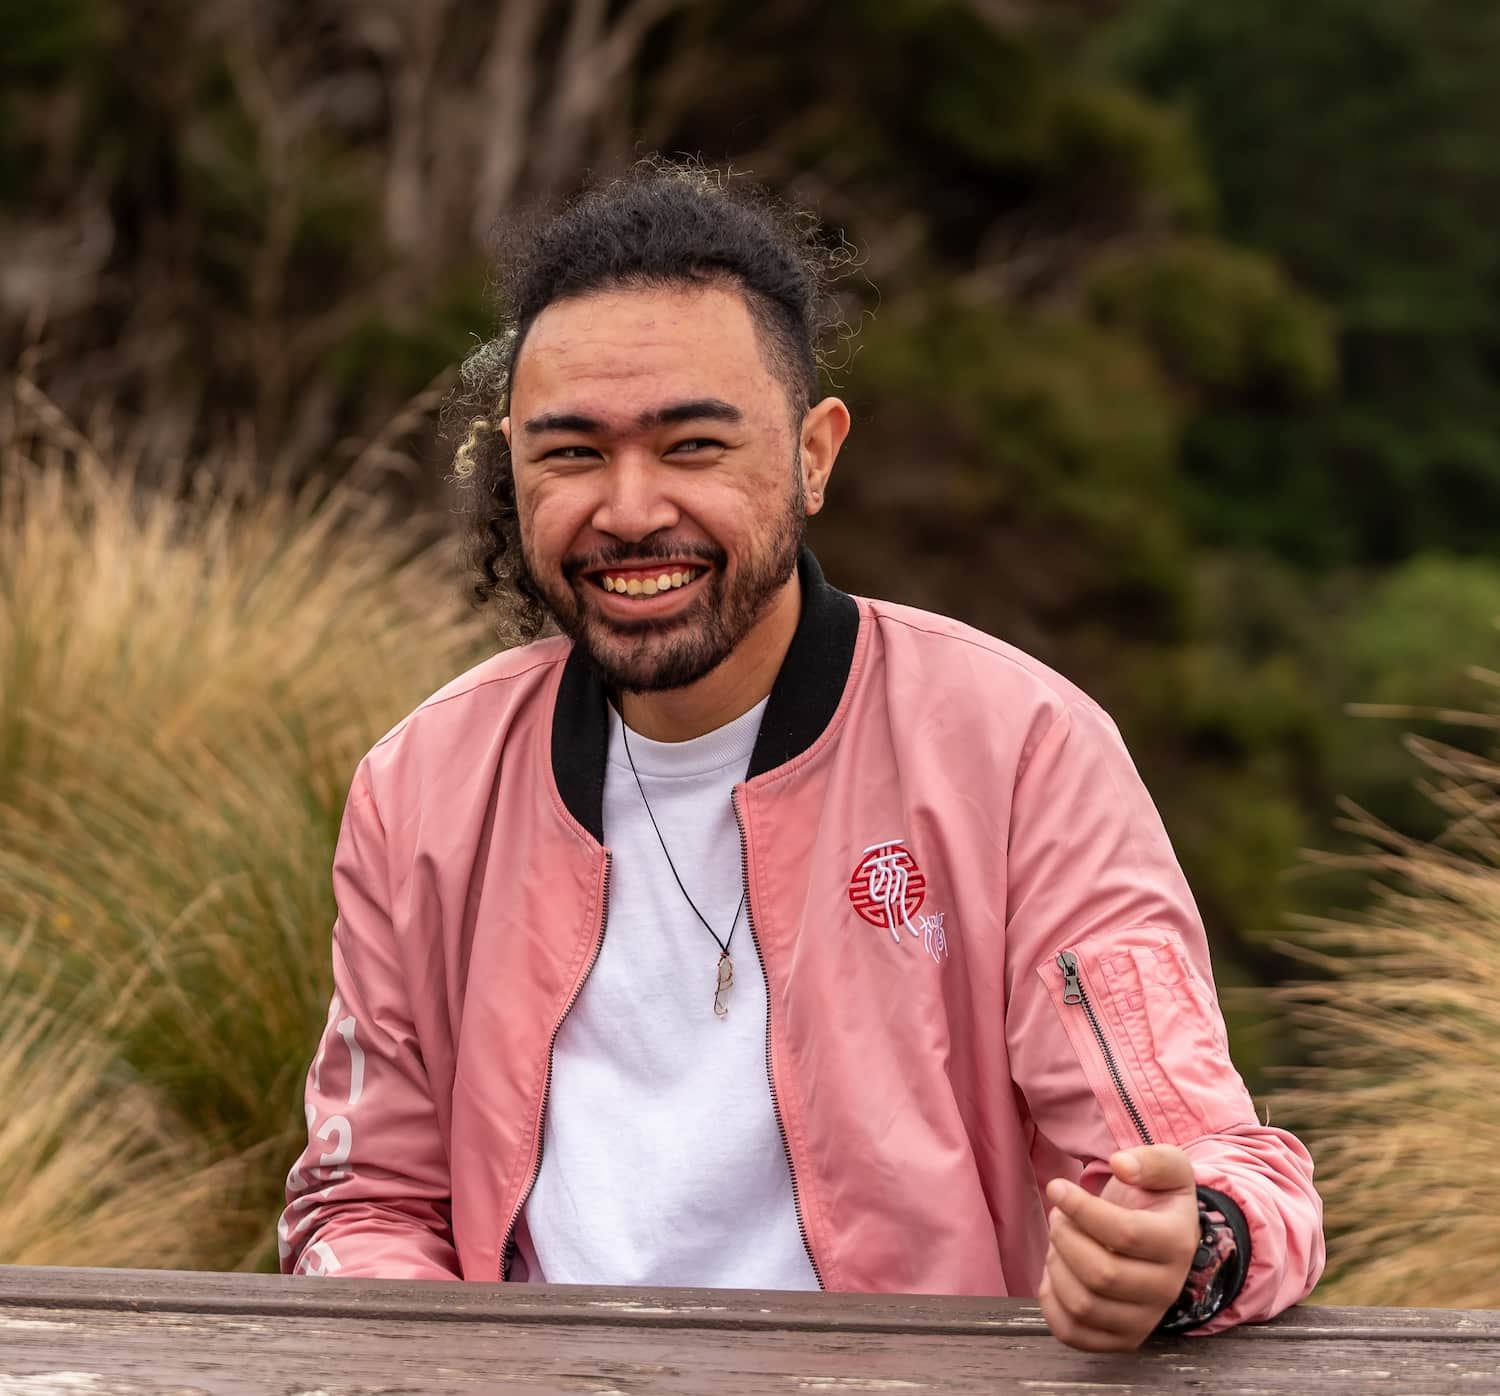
top-left (740, 469), bottom-right (802, 531)
top-left (518, 481), bottom-right (587, 558)
top-left (709, 467), bottom-right (792, 528)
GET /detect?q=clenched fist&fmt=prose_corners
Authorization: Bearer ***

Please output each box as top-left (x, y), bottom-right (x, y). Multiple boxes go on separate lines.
top-left (1039, 1144), bottom-right (1201, 1352)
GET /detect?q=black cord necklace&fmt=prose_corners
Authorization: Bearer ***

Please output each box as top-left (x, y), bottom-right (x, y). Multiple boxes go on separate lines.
top-left (620, 719), bottom-right (745, 1018)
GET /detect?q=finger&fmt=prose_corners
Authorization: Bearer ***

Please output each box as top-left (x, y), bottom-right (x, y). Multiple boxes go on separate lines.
top-left (1049, 1210), bottom-right (1177, 1305)
top-left (1044, 1182), bottom-right (1186, 1263)
top-left (1038, 1275), bottom-right (1142, 1354)
top-left (1111, 1144), bottom-right (1195, 1193)
top-left (1045, 1244), bottom-right (1152, 1339)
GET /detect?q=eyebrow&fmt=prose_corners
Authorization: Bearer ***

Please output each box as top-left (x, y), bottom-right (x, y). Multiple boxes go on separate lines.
top-left (521, 398), bottom-right (745, 436)
top-left (640, 398), bottom-right (744, 429)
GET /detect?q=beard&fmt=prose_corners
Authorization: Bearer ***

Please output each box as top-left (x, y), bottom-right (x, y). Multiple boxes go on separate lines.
top-left (521, 477), bottom-right (806, 694)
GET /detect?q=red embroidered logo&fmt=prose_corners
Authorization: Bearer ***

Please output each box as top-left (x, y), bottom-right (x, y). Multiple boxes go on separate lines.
top-left (848, 840), bottom-right (926, 939)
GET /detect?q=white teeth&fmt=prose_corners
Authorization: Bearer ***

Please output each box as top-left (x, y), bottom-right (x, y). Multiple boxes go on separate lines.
top-left (601, 567), bottom-right (700, 594)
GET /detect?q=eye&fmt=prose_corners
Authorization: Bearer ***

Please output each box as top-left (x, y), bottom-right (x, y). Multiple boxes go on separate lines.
top-left (668, 438), bottom-right (724, 454)
top-left (542, 445), bottom-right (600, 461)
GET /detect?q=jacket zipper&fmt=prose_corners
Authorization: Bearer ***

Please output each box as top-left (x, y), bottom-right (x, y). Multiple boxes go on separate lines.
top-left (734, 788), bottom-right (825, 1289)
top-left (1056, 949), bottom-right (1154, 1148)
top-left (499, 850), bottom-right (613, 1281)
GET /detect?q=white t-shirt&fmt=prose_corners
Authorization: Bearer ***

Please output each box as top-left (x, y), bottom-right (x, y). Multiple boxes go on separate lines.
top-left (517, 697), bottom-right (818, 1289)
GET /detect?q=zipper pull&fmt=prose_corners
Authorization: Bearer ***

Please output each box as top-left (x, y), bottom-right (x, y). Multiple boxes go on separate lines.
top-left (1057, 950), bottom-right (1083, 1004)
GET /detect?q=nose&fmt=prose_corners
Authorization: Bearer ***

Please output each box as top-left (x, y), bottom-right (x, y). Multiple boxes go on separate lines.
top-left (590, 450), bottom-right (680, 542)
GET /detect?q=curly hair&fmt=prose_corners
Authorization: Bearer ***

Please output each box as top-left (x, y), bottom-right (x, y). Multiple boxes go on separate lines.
top-left (449, 158), bottom-right (847, 641)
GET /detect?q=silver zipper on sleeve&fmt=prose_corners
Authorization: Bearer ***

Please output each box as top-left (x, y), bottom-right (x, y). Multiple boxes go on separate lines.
top-left (734, 789), bottom-right (825, 1289)
top-left (500, 851), bottom-right (613, 1281)
top-left (1057, 949), bottom-right (1154, 1147)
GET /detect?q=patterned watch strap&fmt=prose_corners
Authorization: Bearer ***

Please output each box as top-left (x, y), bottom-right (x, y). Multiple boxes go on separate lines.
top-left (1154, 1187), bottom-right (1251, 1335)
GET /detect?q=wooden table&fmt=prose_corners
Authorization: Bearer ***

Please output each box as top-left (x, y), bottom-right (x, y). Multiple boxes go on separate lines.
top-left (0, 1267), bottom-right (1496, 1395)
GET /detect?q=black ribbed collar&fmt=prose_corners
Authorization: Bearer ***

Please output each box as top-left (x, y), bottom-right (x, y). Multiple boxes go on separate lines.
top-left (549, 548), bottom-right (860, 843)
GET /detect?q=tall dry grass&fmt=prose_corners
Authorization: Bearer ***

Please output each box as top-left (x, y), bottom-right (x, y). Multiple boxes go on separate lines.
top-left (0, 934), bottom-right (244, 1268)
top-left (1279, 671), bottom-right (1500, 1307)
top-left (0, 377), bottom-right (492, 1268)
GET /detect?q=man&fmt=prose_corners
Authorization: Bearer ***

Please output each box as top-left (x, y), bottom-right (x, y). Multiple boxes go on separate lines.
top-left (281, 163), bottom-right (1324, 1351)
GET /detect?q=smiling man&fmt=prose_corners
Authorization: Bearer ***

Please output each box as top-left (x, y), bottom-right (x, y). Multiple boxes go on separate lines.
top-left (280, 163), bottom-right (1324, 1350)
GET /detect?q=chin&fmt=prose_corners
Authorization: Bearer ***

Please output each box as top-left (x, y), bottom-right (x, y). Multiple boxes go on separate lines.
top-left (582, 621), bottom-right (732, 694)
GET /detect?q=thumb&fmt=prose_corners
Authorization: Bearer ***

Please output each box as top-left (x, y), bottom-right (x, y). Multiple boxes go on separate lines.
top-left (1110, 1144), bottom-right (1196, 1194)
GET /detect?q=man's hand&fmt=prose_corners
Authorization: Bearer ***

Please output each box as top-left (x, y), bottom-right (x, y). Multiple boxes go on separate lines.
top-left (1039, 1144), bottom-right (1201, 1352)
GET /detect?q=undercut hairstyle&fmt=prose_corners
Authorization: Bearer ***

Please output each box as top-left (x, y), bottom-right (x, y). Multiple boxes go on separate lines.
top-left (449, 159), bottom-right (846, 641)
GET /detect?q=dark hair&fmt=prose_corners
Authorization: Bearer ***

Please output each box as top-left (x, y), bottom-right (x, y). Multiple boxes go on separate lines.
top-left (450, 159), bottom-right (844, 640)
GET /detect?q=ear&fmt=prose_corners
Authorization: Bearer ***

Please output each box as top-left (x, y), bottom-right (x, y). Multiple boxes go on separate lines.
top-left (799, 397), bottom-right (851, 516)
top-left (499, 416), bottom-right (513, 449)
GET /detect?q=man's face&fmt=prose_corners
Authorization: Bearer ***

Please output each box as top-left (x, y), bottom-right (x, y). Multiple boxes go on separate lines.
top-left (503, 283), bottom-right (812, 693)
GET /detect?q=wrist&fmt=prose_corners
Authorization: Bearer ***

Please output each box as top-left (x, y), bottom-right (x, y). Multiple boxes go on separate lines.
top-left (1154, 1186), bottom-right (1251, 1334)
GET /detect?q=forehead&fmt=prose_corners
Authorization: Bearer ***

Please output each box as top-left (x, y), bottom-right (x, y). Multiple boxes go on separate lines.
top-left (510, 283), bottom-right (782, 421)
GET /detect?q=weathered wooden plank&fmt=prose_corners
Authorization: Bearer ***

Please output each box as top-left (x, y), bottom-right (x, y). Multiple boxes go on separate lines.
top-left (1, 1268), bottom-right (1497, 1396)
top-left (0, 1300), bottom-right (1498, 1396)
top-left (0, 1268), bottom-right (1048, 1336)
top-left (2, 1268), bottom-right (1497, 1343)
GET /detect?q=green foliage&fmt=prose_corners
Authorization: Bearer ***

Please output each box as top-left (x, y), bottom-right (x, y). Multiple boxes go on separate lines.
top-left (1113, 0), bottom-right (1500, 563)
top-left (1114, 0), bottom-right (1500, 320)
top-left (895, 8), bottom-right (1210, 223)
top-left (883, 303), bottom-right (1177, 494)
top-left (1088, 240), bottom-right (1337, 402)
top-left (1086, 239), bottom-right (1342, 568)
top-left (0, 0), bottom-right (113, 202)
top-left (1324, 555), bottom-right (1500, 844)
top-left (1109, 552), bottom-right (1332, 960)
top-left (1174, 415), bottom-right (1355, 566)
top-left (329, 267), bottom-right (492, 401)
top-left (0, 0), bottom-right (108, 79)
top-left (850, 299), bottom-right (1188, 629)
top-left (1050, 81), bottom-right (1213, 227)
top-left (901, 9), bottom-right (1054, 171)
top-left (1340, 555), bottom-right (1500, 707)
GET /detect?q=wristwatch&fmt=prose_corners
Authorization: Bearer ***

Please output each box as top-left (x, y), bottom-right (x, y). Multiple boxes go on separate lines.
top-left (1154, 1187), bottom-right (1252, 1335)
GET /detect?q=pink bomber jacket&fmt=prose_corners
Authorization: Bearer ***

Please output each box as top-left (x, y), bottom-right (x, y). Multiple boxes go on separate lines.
top-left (281, 551), bottom-right (1324, 1332)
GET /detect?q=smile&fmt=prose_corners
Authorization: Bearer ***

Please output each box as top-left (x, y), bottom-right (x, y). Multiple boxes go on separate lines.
top-left (595, 566), bottom-right (704, 596)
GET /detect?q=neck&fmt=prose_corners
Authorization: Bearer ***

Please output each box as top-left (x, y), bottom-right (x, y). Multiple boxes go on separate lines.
top-left (618, 572), bottom-right (802, 742)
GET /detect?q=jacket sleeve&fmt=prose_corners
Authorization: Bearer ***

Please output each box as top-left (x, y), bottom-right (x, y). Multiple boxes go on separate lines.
top-left (279, 769), bottom-right (461, 1280)
top-left (1001, 698), bottom-right (1324, 1333)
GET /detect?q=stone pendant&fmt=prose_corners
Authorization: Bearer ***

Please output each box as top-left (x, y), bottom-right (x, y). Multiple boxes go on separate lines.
top-left (713, 951), bottom-right (734, 1018)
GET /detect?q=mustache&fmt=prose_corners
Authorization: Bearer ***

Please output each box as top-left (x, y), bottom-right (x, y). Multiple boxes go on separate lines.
top-left (561, 538), bottom-right (726, 583)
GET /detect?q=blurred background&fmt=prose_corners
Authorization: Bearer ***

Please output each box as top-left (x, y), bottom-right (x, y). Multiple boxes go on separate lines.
top-left (2, 0), bottom-right (1497, 1305)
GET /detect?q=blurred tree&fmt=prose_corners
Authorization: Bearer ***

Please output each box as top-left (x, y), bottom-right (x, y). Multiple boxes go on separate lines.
top-left (1111, 0), bottom-right (1500, 565)
top-left (0, 0), bottom-right (699, 475)
top-left (1329, 554), bottom-right (1500, 840)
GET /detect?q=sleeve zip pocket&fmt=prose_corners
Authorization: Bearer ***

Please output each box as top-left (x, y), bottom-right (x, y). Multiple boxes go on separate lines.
top-left (1040, 933), bottom-right (1257, 1151)
top-left (1057, 950), bottom-right (1154, 1147)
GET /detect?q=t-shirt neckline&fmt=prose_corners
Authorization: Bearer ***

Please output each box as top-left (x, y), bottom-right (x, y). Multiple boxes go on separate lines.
top-left (606, 697), bottom-right (769, 780)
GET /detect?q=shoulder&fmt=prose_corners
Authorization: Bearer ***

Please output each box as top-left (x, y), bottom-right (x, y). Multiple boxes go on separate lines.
top-left (374, 635), bottom-right (570, 747)
top-left (851, 596), bottom-right (1132, 776)
top-left (859, 596), bottom-right (1099, 715)
top-left (852, 596), bottom-right (1151, 810)
top-left (353, 635), bottom-right (571, 798)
